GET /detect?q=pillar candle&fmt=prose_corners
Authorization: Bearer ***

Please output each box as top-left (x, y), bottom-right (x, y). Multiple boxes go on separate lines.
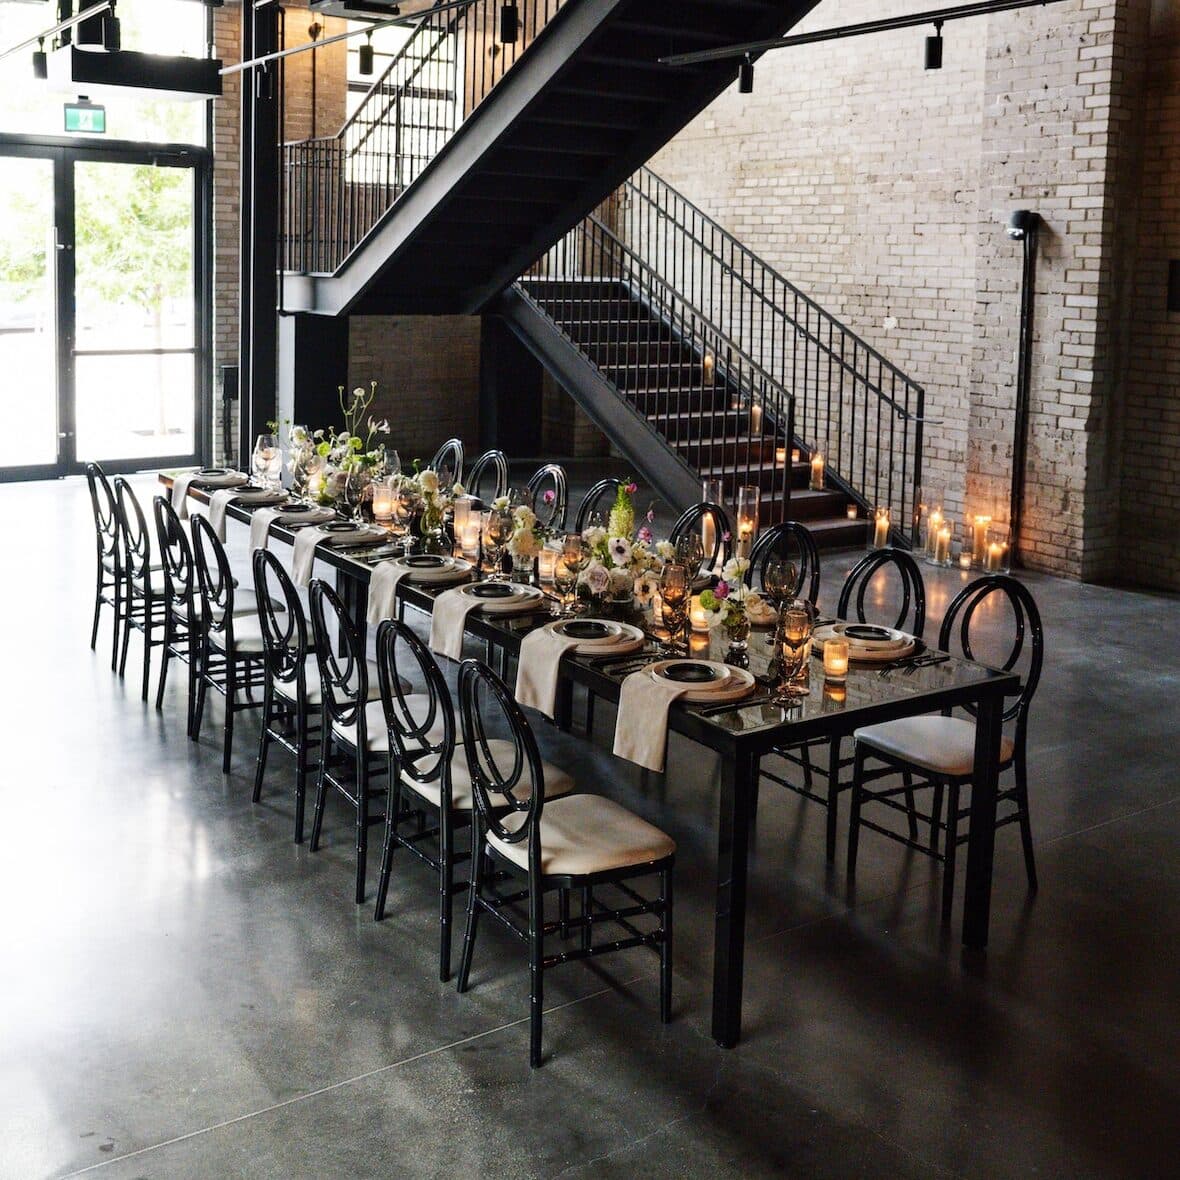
top-left (689, 595), bottom-right (711, 632)
top-left (985, 542), bottom-right (1005, 572)
top-left (926, 509), bottom-right (943, 556)
top-left (371, 484), bottom-right (394, 520)
top-left (972, 515), bottom-right (991, 564)
top-left (809, 452), bottom-right (825, 491)
top-left (873, 510), bottom-right (890, 549)
top-left (934, 524), bottom-right (952, 564)
top-left (537, 547), bottom-right (559, 583)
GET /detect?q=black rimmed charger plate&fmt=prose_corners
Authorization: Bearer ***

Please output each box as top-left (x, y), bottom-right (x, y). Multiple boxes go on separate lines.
top-left (403, 555), bottom-right (448, 569)
top-left (662, 662), bottom-right (722, 683)
top-left (468, 583), bottom-right (517, 599)
top-left (322, 521), bottom-right (363, 533)
top-left (843, 624), bottom-right (894, 641)
top-left (196, 467), bottom-right (230, 478)
top-left (559, 620), bottom-right (613, 640)
top-left (279, 503), bottom-right (316, 513)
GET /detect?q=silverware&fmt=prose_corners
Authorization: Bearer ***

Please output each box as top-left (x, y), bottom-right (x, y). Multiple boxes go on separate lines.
top-left (699, 693), bottom-right (773, 717)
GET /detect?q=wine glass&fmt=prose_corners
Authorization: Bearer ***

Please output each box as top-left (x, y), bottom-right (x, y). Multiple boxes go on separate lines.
top-left (482, 508), bottom-right (514, 579)
top-left (762, 556), bottom-right (797, 608)
top-left (252, 433), bottom-right (282, 489)
top-left (774, 598), bottom-right (814, 702)
top-left (676, 531), bottom-right (706, 580)
top-left (553, 556), bottom-right (578, 616)
top-left (658, 561), bottom-right (691, 655)
top-left (387, 450), bottom-right (402, 480)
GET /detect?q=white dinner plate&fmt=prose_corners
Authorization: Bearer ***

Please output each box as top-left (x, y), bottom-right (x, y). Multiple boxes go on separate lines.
top-left (814, 622), bottom-right (913, 652)
top-left (233, 489), bottom-right (288, 506)
top-left (648, 659), bottom-right (755, 703)
top-left (548, 618), bottom-right (645, 655)
top-left (458, 582), bottom-right (544, 613)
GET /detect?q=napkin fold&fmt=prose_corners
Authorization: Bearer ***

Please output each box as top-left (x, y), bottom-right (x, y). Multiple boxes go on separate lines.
top-left (171, 471), bottom-right (197, 520)
top-left (429, 587), bottom-right (481, 662)
top-left (515, 628), bottom-right (581, 719)
top-left (612, 672), bottom-right (693, 773)
top-left (208, 488), bottom-right (238, 541)
top-left (250, 506), bottom-right (335, 551)
top-left (292, 527), bottom-right (327, 587)
top-left (367, 561), bottom-right (410, 625)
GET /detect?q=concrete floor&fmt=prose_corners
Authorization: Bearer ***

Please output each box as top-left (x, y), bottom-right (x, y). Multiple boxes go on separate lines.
top-left (2, 471), bottom-right (1177, 1180)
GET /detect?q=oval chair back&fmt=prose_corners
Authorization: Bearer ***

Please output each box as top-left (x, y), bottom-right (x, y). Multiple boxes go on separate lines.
top-left (308, 578), bottom-right (368, 740)
top-left (429, 438), bottom-right (464, 487)
top-left (838, 548), bottom-right (926, 636)
top-left (86, 461), bottom-right (120, 573)
top-left (113, 477), bottom-right (152, 588)
top-left (466, 449), bottom-right (509, 503)
top-left (191, 514), bottom-right (241, 649)
top-left (746, 521), bottom-right (821, 605)
top-left (153, 494), bottom-right (196, 621)
top-left (669, 501), bottom-right (733, 572)
top-left (527, 464), bottom-right (568, 531)
top-left (252, 548), bottom-right (309, 703)
top-left (457, 658), bottom-right (547, 866)
top-left (574, 477), bottom-right (622, 532)
top-left (939, 574), bottom-right (1044, 740)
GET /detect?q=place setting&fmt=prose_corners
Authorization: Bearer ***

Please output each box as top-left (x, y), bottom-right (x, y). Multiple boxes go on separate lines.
top-left (366, 553), bottom-right (475, 624)
top-left (429, 580), bottom-right (547, 661)
top-left (292, 518), bottom-right (389, 586)
top-left (170, 466), bottom-right (250, 520)
top-left (207, 484), bottom-right (289, 541)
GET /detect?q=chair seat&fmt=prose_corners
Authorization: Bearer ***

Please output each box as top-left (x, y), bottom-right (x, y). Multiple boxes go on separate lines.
top-left (331, 695), bottom-right (449, 753)
top-left (490, 792), bottom-right (675, 878)
top-left (132, 568), bottom-right (170, 595)
top-left (207, 617), bottom-right (267, 654)
top-left (405, 739), bottom-right (575, 813)
top-left (275, 661), bottom-right (405, 708)
top-left (854, 715), bottom-right (1015, 778)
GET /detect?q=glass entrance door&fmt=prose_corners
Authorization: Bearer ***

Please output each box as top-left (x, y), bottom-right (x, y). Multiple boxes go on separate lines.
top-left (0, 156), bottom-right (60, 476)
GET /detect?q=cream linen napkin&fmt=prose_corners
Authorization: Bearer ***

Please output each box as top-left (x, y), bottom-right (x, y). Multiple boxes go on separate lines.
top-left (292, 527), bottom-right (329, 587)
top-left (429, 587), bottom-right (481, 662)
top-left (612, 672), bottom-right (693, 773)
top-left (171, 471), bottom-right (197, 520)
top-left (515, 628), bottom-right (581, 719)
top-left (367, 561), bottom-right (410, 625)
top-left (208, 488), bottom-right (238, 541)
top-left (249, 505), bottom-right (334, 551)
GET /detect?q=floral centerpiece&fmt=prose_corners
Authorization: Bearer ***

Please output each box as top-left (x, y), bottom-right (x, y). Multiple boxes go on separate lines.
top-left (697, 555), bottom-right (757, 649)
top-left (507, 503), bottom-right (545, 566)
top-left (304, 383), bottom-right (391, 506)
top-left (578, 480), bottom-right (671, 603)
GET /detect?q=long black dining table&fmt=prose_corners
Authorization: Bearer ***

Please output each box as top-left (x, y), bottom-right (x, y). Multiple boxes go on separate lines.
top-left (167, 476), bottom-right (1021, 1050)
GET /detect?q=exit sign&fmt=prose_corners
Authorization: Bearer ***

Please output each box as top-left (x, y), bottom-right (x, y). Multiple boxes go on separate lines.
top-left (64, 101), bottom-right (106, 134)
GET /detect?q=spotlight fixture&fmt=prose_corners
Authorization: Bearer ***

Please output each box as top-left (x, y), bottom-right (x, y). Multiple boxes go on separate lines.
top-left (256, 63), bottom-right (273, 101)
top-left (358, 31), bottom-right (374, 76)
top-left (924, 19), bottom-right (943, 70)
top-left (102, 9), bottom-right (121, 53)
top-left (499, 2), bottom-right (519, 45)
top-left (738, 53), bottom-right (754, 93)
top-left (32, 37), bottom-right (47, 79)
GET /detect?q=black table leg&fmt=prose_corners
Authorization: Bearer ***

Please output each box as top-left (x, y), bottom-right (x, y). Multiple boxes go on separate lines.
top-left (712, 747), bottom-right (757, 1048)
top-left (336, 569), bottom-right (369, 653)
top-left (963, 688), bottom-right (1004, 948)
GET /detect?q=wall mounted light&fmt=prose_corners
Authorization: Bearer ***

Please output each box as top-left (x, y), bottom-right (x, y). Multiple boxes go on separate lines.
top-left (32, 37), bottom-right (47, 79)
top-left (924, 19), bottom-right (943, 69)
top-left (738, 53), bottom-right (754, 93)
top-left (499, 2), bottom-right (519, 45)
top-left (358, 31), bottom-right (374, 75)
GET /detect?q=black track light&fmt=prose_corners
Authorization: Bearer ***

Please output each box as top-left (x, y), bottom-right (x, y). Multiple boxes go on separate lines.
top-left (358, 32), bottom-right (374, 76)
top-left (924, 19), bottom-right (943, 70)
top-left (102, 1), bottom-right (121, 53)
top-left (738, 53), bottom-right (754, 94)
top-left (256, 63), bottom-right (273, 101)
top-left (32, 37), bottom-right (47, 79)
top-left (499, 2), bottom-right (519, 45)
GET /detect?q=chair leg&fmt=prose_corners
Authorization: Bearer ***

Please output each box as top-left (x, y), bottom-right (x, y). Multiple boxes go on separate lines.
top-left (902, 767), bottom-right (919, 842)
top-left (118, 595), bottom-right (132, 678)
top-left (1015, 761), bottom-right (1038, 892)
top-left (580, 885), bottom-right (592, 953)
top-left (558, 889), bottom-right (571, 940)
top-left (191, 653), bottom-right (209, 742)
top-left (930, 781), bottom-right (945, 855)
top-left (110, 579), bottom-right (122, 672)
top-left (374, 768), bottom-right (401, 921)
top-left (659, 868), bottom-right (674, 1024)
top-left (252, 694), bottom-right (272, 804)
top-left (310, 746), bottom-right (330, 853)
top-left (847, 743), bottom-right (868, 884)
top-left (941, 781), bottom-right (960, 926)
top-left (155, 627), bottom-right (171, 711)
top-left (528, 886), bottom-right (544, 1068)
top-left (221, 660), bottom-right (236, 774)
top-left (825, 738), bottom-right (842, 865)
top-left (439, 812), bottom-right (454, 982)
top-left (185, 630), bottom-right (200, 738)
top-left (90, 571), bottom-right (103, 650)
top-left (294, 720), bottom-right (309, 845)
top-left (354, 759), bottom-right (369, 905)
top-left (456, 829), bottom-right (484, 994)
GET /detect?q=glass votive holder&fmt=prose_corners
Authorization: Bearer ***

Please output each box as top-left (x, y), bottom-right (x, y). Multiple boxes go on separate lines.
top-left (927, 520), bottom-right (953, 567)
top-left (846, 503), bottom-right (858, 521)
top-left (689, 594), bottom-right (711, 632)
top-left (984, 523), bottom-right (1011, 573)
top-left (822, 636), bottom-right (849, 682)
top-left (970, 514), bottom-right (992, 566)
top-left (869, 506), bottom-right (891, 550)
top-left (537, 546), bottom-right (559, 585)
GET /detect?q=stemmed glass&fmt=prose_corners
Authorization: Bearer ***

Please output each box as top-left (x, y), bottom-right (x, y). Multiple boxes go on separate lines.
top-left (396, 483), bottom-right (422, 555)
top-left (658, 561), bottom-right (691, 655)
top-left (762, 556), bottom-right (797, 647)
top-left (552, 555), bottom-right (579, 616)
top-left (482, 508), bottom-right (514, 580)
top-left (558, 533), bottom-right (589, 607)
top-left (252, 433), bottom-right (282, 490)
top-left (774, 597), bottom-right (814, 702)
top-left (676, 532), bottom-right (705, 581)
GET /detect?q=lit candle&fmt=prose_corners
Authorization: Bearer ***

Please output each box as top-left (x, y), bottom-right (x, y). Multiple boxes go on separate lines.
top-left (985, 542), bottom-right (1005, 572)
top-left (537, 547), bottom-right (559, 583)
top-left (934, 524), bottom-right (952, 564)
top-left (689, 594), bottom-right (711, 632)
top-left (822, 636), bottom-right (850, 682)
top-left (735, 485), bottom-right (759, 559)
top-left (651, 592), bottom-right (664, 624)
top-left (791, 448), bottom-right (801, 463)
top-left (846, 504), bottom-right (858, 521)
top-left (703, 353), bottom-right (715, 381)
top-left (371, 484), bottom-right (394, 521)
top-left (926, 509), bottom-right (943, 556)
top-left (959, 552), bottom-right (972, 570)
top-left (776, 447), bottom-right (787, 465)
top-left (872, 508), bottom-right (890, 549)
top-left (809, 452), bottom-right (825, 491)
top-left (308, 471), bottom-right (326, 500)
top-left (972, 515), bottom-right (991, 565)
top-left (749, 402), bottom-right (762, 432)
top-left (460, 520), bottom-right (482, 560)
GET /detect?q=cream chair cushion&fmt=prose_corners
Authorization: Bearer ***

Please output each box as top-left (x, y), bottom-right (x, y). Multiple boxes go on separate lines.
top-left (207, 616), bottom-right (266, 654)
top-left (274, 660), bottom-right (403, 708)
top-left (854, 715), bottom-right (1015, 778)
top-left (402, 739), bottom-right (575, 813)
top-left (331, 695), bottom-right (452, 753)
top-left (489, 792), bottom-right (675, 877)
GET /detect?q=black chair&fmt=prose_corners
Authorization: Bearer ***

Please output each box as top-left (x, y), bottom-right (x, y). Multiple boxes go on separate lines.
top-left (113, 477), bottom-right (168, 701)
top-left (429, 437), bottom-right (464, 487)
top-left (669, 501), bottom-right (732, 571)
top-left (848, 575), bottom-right (1043, 923)
top-left (455, 659), bottom-right (675, 1068)
top-left (746, 521), bottom-right (821, 605)
top-left (758, 547), bottom-right (928, 864)
top-left (574, 477), bottom-right (622, 532)
top-left (466, 448), bottom-right (509, 503)
top-left (308, 579), bottom-right (389, 904)
top-left (85, 462), bottom-right (122, 669)
top-left (191, 514), bottom-right (268, 773)
top-left (152, 495), bottom-right (201, 732)
top-left (526, 463), bottom-right (568, 531)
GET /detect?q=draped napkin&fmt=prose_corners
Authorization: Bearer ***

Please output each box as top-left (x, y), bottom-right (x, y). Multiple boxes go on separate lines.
top-left (429, 587), bottom-right (482, 662)
top-left (292, 527), bottom-right (330, 587)
top-left (612, 672), bottom-right (694, 773)
top-left (208, 489), bottom-right (237, 541)
top-left (171, 471), bottom-right (198, 520)
top-left (367, 561), bottom-right (410, 625)
top-left (250, 505), bottom-right (335, 552)
top-left (515, 629), bottom-right (582, 719)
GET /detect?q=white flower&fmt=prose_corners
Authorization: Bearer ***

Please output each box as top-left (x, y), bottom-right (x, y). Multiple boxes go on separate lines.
top-left (452, 482), bottom-right (465, 497)
top-left (655, 540), bottom-right (675, 561)
top-left (582, 525), bottom-right (607, 550)
top-left (608, 536), bottom-right (633, 567)
top-left (634, 572), bottom-right (659, 606)
top-left (513, 505), bottom-right (538, 532)
top-left (508, 530), bottom-right (542, 560)
top-left (578, 561), bottom-right (611, 596)
top-left (722, 556), bottom-right (750, 585)
top-left (492, 495), bottom-right (511, 511)
top-left (419, 469), bottom-right (440, 495)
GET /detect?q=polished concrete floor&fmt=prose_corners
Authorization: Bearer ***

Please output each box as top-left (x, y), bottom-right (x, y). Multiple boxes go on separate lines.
top-left (2, 472), bottom-right (1178, 1179)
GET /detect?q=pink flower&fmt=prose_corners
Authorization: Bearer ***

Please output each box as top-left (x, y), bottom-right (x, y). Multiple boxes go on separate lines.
top-left (715, 581), bottom-right (730, 600)
top-left (543, 489), bottom-right (555, 505)
top-left (637, 525), bottom-right (653, 545)
top-left (646, 508), bottom-right (655, 523)
top-left (625, 481), bottom-right (638, 495)
top-left (722, 531), bottom-right (731, 543)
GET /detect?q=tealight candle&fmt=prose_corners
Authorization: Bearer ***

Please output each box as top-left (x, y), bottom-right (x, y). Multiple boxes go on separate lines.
top-left (872, 507), bottom-right (890, 550)
top-left (308, 471), bottom-right (326, 500)
top-left (776, 447), bottom-right (788, 465)
top-left (689, 594), bottom-right (711, 632)
top-left (537, 547), bottom-right (559, 583)
top-left (822, 637), bottom-right (849, 682)
top-left (959, 552), bottom-right (972, 570)
top-left (791, 447), bottom-right (801, 463)
top-left (809, 452), bottom-right (825, 491)
top-left (846, 504), bottom-right (858, 520)
top-left (371, 483), bottom-right (394, 521)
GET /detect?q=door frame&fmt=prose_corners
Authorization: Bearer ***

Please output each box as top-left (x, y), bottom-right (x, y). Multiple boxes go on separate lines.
top-left (0, 132), bottom-right (212, 481)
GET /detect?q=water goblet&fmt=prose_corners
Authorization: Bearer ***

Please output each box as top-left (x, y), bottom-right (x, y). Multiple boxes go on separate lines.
top-left (658, 561), bottom-right (691, 655)
top-left (774, 598), bottom-right (814, 702)
top-left (252, 433), bottom-right (282, 489)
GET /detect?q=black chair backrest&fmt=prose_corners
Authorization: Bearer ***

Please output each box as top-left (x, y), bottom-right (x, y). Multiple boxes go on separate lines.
top-left (429, 438), bottom-right (464, 487)
top-left (457, 658), bottom-right (547, 861)
top-left (669, 501), bottom-right (732, 571)
top-left (746, 521), bottom-right (821, 605)
top-left (838, 548), bottom-right (926, 636)
top-left (526, 463), bottom-right (568, 531)
top-left (113, 477), bottom-right (151, 585)
top-left (308, 578), bottom-right (368, 736)
top-left (466, 449), bottom-right (509, 503)
top-left (191, 514), bottom-right (240, 645)
top-left (376, 619), bottom-right (456, 794)
top-left (939, 575), bottom-right (1044, 732)
top-left (153, 495), bottom-right (196, 618)
top-left (575, 478), bottom-right (622, 532)
top-left (86, 461), bottom-right (120, 570)
top-left (253, 548), bottom-right (308, 699)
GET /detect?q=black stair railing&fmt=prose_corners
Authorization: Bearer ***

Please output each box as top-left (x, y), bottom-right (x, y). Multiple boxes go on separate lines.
top-left (519, 207), bottom-right (796, 518)
top-left (282, 0), bottom-right (569, 275)
top-left (615, 168), bottom-right (927, 543)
